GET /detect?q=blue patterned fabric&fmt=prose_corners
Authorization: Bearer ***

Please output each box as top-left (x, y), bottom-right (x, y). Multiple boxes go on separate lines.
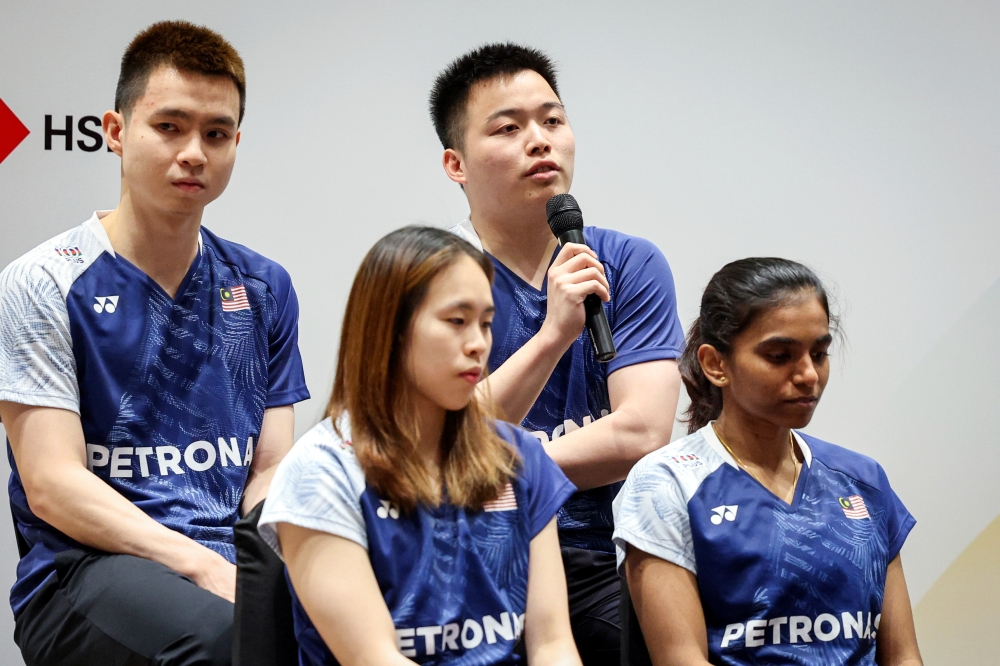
top-left (259, 416), bottom-right (576, 665)
top-left (613, 424), bottom-right (915, 665)
top-left (451, 221), bottom-right (685, 554)
top-left (0, 213), bottom-right (309, 615)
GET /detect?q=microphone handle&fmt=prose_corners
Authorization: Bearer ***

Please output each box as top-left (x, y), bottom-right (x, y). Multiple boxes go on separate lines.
top-left (556, 230), bottom-right (617, 363)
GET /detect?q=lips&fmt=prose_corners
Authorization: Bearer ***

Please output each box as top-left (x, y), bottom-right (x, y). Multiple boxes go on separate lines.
top-left (526, 160), bottom-right (559, 177)
top-left (459, 369), bottom-right (482, 384)
top-left (173, 179), bottom-right (205, 192)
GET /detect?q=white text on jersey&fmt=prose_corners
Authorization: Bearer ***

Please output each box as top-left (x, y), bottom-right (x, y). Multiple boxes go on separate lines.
top-left (395, 612), bottom-right (524, 658)
top-left (721, 611), bottom-right (881, 648)
top-left (86, 437), bottom-right (254, 477)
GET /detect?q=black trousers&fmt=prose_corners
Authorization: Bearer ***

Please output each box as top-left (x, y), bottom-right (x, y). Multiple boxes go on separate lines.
top-left (232, 502), bottom-right (297, 666)
top-left (562, 546), bottom-right (621, 666)
top-left (14, 549), bottom-right (234, 666)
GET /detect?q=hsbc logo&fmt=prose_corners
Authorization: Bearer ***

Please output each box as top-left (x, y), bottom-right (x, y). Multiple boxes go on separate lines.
top-left (0, 97), bottom-right (29, 165)
top-left (44, 115), bottom-right (113, 152)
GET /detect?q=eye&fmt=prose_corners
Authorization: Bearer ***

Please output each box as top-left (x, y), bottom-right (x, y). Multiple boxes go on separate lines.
top-left (482, 320), bottom-right (493, 331)
top-left (766, 352), bottom-right (791, 363)
top-left (447, 317), bottom-right (465, 326)
top-left (545, 116), bottom-right (563, 125)
top-left (812, 350), bottom-right (830, 362)
top-left (496, 124), bottom-right (518, 135)
top-left (206, 129), bottom-right (229, 140)
top-left (158, 123), bottom-right (176, 132)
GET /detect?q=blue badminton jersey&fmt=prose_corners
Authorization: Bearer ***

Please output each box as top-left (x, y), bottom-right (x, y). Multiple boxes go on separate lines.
top-left (613, 424), bottom-right (915, 665)
top-left (451, 220), bottom-right (685, 553)
top-left (0, 212), bottom-right (310, 615)
top-left (259, 415), bottom-right (576, 665)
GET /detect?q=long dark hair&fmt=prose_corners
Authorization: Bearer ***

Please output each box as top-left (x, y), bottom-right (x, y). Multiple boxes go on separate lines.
top-left (328, 226), bottom-right (519, 511)
top-left (679, 258), bottom-right (839, 433)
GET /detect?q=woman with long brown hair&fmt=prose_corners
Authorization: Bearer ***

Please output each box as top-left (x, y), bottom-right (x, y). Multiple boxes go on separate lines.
top-left (258, 226), bottom-right (582, 666)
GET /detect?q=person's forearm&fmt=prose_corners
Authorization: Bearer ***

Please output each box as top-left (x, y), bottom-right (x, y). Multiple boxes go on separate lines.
top-left (242, 464), bottom-right (277, 515)
top-left (26, 463), bottom-right (212, 577)
top-left (528, 640), bottom-right (582, 666)
top-left (478, 326), bottom-right (568, 423)
top-left (544, 405), bottom-right (671, 489)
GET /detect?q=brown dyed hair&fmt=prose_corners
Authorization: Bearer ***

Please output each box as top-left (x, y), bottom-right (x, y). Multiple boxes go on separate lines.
top-left (116, 21), bottom-right (246, 125)
top-left (328, 226), bottom-right (519, 511)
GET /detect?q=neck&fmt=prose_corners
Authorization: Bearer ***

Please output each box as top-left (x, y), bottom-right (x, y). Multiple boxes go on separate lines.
top-left (101, 190), bottom-right (203, 298)
top-left (412, 396), bottom-right (447, 476)
top-left (714, 407), bottom-right (792, 473)
top-left (469, 204), bottom-right (559, 289)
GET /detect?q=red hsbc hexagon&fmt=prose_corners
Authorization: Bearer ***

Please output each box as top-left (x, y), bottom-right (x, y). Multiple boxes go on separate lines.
top-left (0, 98), bottom-right (30, 165)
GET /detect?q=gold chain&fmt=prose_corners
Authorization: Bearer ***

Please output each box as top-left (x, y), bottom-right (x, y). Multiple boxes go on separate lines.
top-left (711, 422), bottom-right (799, 495)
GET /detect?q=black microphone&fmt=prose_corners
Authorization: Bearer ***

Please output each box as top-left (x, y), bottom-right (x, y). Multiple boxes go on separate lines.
top-left (546, 193), bottom-right (616, 363)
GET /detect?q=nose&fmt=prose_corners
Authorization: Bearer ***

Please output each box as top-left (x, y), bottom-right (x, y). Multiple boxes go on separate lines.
top-left (524, 121), bottom-right (551, 157)
top-left (794, 356), bottom-right (819, 387)
top-left (177, 132), bottom-right (207, 169)
top-left (466, 324), bottom-right (490, 359)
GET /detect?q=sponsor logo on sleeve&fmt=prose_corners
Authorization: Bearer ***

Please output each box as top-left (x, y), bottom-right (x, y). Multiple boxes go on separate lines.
top-left (667, 453), bottom-right (704, 469)
top-left (55, 246), bottom-right (84, 263)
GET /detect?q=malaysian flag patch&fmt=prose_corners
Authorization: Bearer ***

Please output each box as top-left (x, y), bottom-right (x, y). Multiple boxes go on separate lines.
top-left (483, 481), bottom-right (517, 512)
top-left (220, 285), bottom-right (250, 312)
top-left (839, 495), bottom-right (870, 520)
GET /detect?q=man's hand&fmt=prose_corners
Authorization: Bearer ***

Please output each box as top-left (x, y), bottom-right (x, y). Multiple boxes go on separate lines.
top-left (186, 548), bottom-right (238, 603)
top-left (539, 243), bottom-right (610, 353)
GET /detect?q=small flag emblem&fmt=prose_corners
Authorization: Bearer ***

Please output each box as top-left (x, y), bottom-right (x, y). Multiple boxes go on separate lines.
top-left (839, 495), bottom-right (870, 520)
top-left (483, 481), bottom-right (517, 512)
top-left (220, 285), bottom-right (250, 312)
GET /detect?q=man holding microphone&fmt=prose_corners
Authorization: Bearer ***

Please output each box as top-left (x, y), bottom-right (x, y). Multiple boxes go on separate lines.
top-left (432, 43), bottom-right (685, 665)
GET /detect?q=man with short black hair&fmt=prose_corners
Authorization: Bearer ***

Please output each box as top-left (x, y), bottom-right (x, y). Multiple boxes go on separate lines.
top-left (0, 21), bottom-right (308, 665)
top-left (433, 43), bottom-right (685, 665)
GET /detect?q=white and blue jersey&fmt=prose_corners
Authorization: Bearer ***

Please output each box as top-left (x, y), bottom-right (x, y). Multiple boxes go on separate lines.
top-left (0, 212), bottom-right (310, 616)
top-left (613, 424), bottom-right (915, 665)
top-left (451, 220), bottom-right (685, 553)
top-left (259, 415), bottom-right (576, 665)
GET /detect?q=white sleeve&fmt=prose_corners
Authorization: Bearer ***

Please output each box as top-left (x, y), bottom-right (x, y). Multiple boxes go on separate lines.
top-left (0, 259), bottom-right (79, 412)
top-left (258, 422), bottom-right (368, 559)
top-left (613, 456), bottom-right (697, 575)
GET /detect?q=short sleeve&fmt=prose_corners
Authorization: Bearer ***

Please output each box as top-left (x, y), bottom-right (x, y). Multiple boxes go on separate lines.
top-left (613, 456), bottom-right (696, 575)
top-left (0, 260), bottom-right (79, 412)
top-left (264, 271), bottom-right (309, 408)
top-left (876, 463), bottom-right (916, 561)
top-left (602, 234), bottom-right (685, 375)
top-left (503, 424), bottom-right (576, 539)
top-left (258, 419), bottom-right (367, 558)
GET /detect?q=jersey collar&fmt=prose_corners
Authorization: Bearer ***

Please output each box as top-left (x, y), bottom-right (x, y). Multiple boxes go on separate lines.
top-left (451, 217), bottom-right (484, 251)
top-left (84, 210), bottom-right (205, 258)
top-left (701, 421), bottom-right (813, 469)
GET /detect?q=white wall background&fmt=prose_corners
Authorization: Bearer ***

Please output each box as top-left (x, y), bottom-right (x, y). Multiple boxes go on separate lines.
top-left (1, 1), bottom-right (998, 664)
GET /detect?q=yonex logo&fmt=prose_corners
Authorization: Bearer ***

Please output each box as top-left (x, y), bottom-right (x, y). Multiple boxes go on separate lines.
top-left (377, 500), bottom-right (400, 519)
top-left (93, 296), bottom-right (119, 313)
top-left (710, 505), bottom-right (738, 525)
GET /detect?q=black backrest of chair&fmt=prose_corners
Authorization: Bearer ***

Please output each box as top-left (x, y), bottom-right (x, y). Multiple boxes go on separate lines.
top-left (619, 575), bottom-right (653, 666)
top-left (11, 508), bottom-right (30, 560)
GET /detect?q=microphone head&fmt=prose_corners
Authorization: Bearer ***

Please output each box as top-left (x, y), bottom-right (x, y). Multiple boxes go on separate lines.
top-left (546, 193), bottom-right (584, 236)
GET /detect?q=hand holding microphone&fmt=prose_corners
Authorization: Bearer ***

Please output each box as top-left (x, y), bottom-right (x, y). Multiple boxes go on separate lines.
top-left (545, 194), bottom-right (617, 362)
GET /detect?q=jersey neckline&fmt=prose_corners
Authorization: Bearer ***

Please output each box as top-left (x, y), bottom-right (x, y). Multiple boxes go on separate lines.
top-left (702, 421), bottom-right (814, 511)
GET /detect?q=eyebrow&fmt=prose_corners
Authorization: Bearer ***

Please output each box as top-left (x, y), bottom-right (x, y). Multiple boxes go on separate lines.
top-left (485, 101), bottom-right (564, 124)
top-left (756, 333), bottom-right (833, 347)
top-left (446, 301), bottom-right (496, 314)
top-left (152, 108), bottom-right (237, 128)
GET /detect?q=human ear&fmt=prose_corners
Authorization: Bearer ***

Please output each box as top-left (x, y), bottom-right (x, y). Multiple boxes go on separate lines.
top-left (442, 148), bottom-right (467, 186)
top-left (103, 110), bottom-right (125, 157)
top-left (697, 344), bottom-right (729, 388)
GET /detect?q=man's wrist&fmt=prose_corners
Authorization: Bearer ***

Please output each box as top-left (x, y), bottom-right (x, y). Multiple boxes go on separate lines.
top-left (535, 322), bottom-right (574, 360)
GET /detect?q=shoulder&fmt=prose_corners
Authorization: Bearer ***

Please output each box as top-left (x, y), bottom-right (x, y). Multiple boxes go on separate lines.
top-left (585, 227), bottom-right (668, 271)
top-left (799, 432), bottom-right (890, 491)
top-left (1, 220), bottom-right (109, 299)
top-left (281, 416), bottom-right (363, 482)
top-left (627, 429), bottom-right (728, 496)
top-left (201, 228), bottom-right (295, 294)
